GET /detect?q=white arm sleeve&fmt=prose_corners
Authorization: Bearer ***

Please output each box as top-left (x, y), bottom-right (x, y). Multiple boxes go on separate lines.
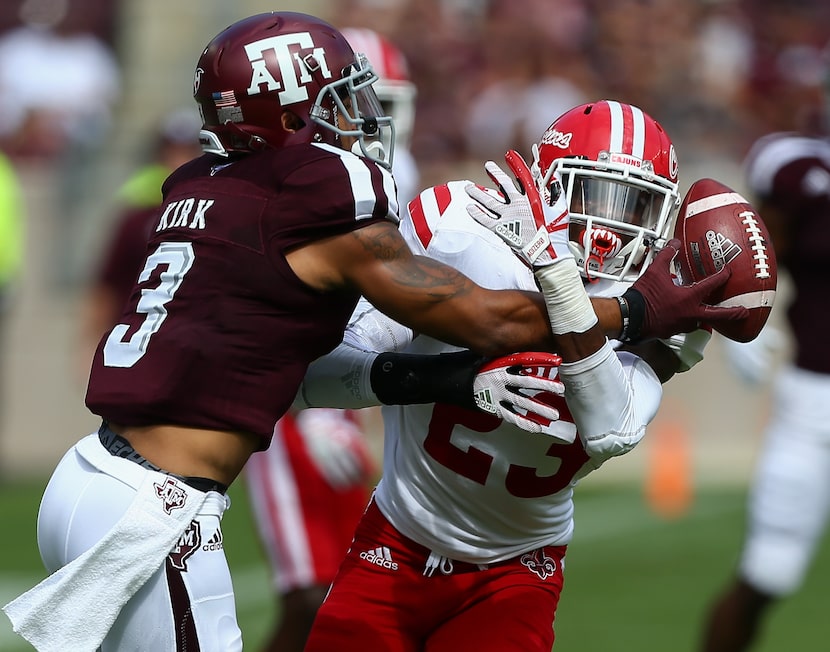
top-left (558, 341), bottom-right (662, 464)
top-left (660, 328), bottom-right (712, 373)
top-left (293, 298), bottom-right (415, 409)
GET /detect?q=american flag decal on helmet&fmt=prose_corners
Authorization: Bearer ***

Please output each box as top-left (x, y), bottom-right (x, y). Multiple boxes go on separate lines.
top-left (213, 90), bottom-right (237, 108)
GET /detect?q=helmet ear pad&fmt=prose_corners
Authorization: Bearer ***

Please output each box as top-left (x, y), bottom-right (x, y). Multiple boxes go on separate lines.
top-left (281, 110), bottom-right (306, 133)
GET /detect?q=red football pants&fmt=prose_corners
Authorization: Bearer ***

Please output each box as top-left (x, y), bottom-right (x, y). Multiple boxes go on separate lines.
top-left (304, 499), bottom-right (567, 652)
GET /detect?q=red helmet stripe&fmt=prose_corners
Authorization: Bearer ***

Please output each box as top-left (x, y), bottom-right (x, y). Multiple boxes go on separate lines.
top-left (607, 100), bottom-right (646, 158)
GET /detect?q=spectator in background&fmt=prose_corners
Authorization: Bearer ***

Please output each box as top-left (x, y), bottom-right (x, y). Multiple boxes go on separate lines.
top-left (463, 0), bottom-right (593, 163)
top-left (0, 150), bottom-right (24, 468)
top-left (341, 26), bottom-right (420, 205)
top-left (699, 51), bottom-right (830, 651)
top-left (78, 108), bottom-right (202, 372)
top-left (0, 0), bottom-right (120, 161)
top-left (242, 27), bottom-right (420, 652)
top-left (0, 0), bottom-right (121, 289)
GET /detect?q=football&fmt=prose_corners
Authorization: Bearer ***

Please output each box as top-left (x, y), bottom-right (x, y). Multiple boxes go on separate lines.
top-left (673, 178), bottom-right (777, 342)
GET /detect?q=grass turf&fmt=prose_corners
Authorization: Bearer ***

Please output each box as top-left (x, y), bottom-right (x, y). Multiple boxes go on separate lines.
top-left (1, 478), bottom-right (827, 651)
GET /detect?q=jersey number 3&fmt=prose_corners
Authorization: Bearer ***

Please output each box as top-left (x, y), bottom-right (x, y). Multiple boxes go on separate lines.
top-left (103, 242), bottom-right (195, 368)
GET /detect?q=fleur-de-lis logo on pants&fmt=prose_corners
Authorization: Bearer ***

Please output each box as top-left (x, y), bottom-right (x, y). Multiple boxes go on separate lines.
top-left (520, 548), bottom-right (557, 581)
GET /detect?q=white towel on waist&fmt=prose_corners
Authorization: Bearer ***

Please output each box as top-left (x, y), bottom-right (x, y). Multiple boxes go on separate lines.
top-left (2, 434), bottom-right (210, 652)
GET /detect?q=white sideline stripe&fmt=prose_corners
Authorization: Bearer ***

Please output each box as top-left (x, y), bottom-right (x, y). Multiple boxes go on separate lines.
top-left (685, 192), bottom-right (747, 218)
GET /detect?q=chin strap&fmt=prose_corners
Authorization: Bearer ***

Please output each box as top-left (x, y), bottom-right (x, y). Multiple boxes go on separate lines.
top-left (351, 139), bottom-right (390, 168)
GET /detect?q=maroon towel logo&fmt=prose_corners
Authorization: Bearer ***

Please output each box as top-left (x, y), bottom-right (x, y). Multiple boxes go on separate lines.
top-left (154, 477), bottom-right (188, 514)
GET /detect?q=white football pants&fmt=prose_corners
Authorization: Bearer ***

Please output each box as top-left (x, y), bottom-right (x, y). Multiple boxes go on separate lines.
top-left (740, 364), bottom-right (830, 596)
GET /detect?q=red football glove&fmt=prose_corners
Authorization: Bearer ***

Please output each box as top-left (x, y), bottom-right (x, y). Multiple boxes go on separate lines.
top-left (623, 238), bottom-right (749, 342)
top-left (296, 409), bottom-right (375, 490)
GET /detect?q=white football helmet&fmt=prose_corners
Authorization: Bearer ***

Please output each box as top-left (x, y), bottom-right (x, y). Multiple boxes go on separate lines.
top-left (341, 27), bottom-right (417, 151)
top-left (532, 100), bottom-right (681, 283)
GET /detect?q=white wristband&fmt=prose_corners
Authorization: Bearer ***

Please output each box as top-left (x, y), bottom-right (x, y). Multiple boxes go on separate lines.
top-left (534, 261), bottom-right (598, 334)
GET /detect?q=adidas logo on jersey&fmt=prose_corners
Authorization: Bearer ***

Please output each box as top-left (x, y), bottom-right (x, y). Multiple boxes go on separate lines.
top-left (202, 527), bottom-right (224, 552)
top-left (359, 546), bottom-right (399, 571)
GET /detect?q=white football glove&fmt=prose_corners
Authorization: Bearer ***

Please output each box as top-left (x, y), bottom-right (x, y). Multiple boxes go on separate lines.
top-left (722, 325), bottom-right (785, 386)
top-left (295, 409), bottom-right (375, 490)
top-left (467, 151), bottom-right (597, 335)
top-left (473, 352), bottom-right (576, 443)
top-left (465, 150), bottom-right (572, 268)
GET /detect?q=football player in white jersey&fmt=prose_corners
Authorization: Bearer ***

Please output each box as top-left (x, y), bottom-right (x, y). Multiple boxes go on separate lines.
top-left (299, 100), bottom-right (718, 651)
top-left (700, 93), bottom-right (830, 650)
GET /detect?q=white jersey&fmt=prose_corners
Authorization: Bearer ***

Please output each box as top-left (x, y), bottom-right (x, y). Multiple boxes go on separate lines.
top-left (302, 180), bottom-right (664, 564)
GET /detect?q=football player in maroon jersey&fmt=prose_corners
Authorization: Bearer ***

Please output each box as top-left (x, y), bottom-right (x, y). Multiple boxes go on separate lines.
top-left (700, 64), bottom-right (830, 651)
top-left (3, 13), bottom-right (745, 652)
top-left (242, 28), bottom-right (420, 652)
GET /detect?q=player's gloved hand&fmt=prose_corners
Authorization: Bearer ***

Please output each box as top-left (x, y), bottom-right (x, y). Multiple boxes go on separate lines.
top-left (467, 150), bottom-right (598, 335)
top-left (621, 238), bottom-right (749, 342)
top-left (473, 352), bottom-right (575, 442)
top-left (296, 409), bottom-right (375, 490)
top-left (722, 325), bottom-right (785, 386)
top-left (465, 150), bottom-right (571, 268)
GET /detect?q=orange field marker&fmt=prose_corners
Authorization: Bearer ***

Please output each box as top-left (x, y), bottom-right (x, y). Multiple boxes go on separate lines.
top-left (645, 411), bottom-right (693, 519)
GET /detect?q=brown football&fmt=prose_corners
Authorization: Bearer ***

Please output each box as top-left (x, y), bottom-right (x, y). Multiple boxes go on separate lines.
top-left (673, 178), bottom-right (777, 342)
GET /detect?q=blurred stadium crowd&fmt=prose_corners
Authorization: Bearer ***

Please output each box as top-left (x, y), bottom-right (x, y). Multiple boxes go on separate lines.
top-left (0, 0), bottom-right (827, 474)
top-left (3, 0), bottom-right (829, 183)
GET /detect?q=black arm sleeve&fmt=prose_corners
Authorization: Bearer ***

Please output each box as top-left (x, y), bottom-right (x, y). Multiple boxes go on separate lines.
top-left (369, 350), bottom-right (487, 411)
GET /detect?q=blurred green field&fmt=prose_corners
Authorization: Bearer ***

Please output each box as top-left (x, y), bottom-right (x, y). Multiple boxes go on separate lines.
top-left (1, 477), bottom-right (828, 651)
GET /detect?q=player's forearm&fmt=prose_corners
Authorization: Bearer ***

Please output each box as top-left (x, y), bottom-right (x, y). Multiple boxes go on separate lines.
top-left (591, 297), bottom-right (625, 341)
top-left (560, 345), bottom-right (662, 462)
top-left (295, 343), bottom-right (488, 411)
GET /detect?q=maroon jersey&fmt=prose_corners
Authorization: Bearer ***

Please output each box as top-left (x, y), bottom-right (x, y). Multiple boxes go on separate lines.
top-left (95, 204), bottom-right (157, 311)
top-left (744, 133), bottom-right (830, 373)
top-left (86, 143), bottom-right (398, 444)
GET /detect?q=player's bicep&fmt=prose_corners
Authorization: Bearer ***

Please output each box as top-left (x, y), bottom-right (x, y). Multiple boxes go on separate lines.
top-left (341, 222), bottom-right (484, 339)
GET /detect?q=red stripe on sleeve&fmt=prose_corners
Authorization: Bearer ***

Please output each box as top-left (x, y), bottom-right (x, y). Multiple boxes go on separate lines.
top-left (434, 184), bottom-right (452, 215)
top-left (408, 195), bottom-right (433, 249)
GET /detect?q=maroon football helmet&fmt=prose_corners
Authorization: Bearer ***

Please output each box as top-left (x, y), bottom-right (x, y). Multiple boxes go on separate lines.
top-left (193, 12), bottom-right (394, 167)
top-left (532, 100), bottom-right (681, 283)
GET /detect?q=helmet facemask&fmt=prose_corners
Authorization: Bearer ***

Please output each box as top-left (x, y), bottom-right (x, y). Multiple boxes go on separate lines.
top-left (309, 53), bottom-right (395, 168)
top-left (532, 143), bottom-right (680, 283)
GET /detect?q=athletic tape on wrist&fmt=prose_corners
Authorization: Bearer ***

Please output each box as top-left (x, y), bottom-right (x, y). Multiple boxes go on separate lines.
top-left (535, 261), bottom-right (598, 334)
